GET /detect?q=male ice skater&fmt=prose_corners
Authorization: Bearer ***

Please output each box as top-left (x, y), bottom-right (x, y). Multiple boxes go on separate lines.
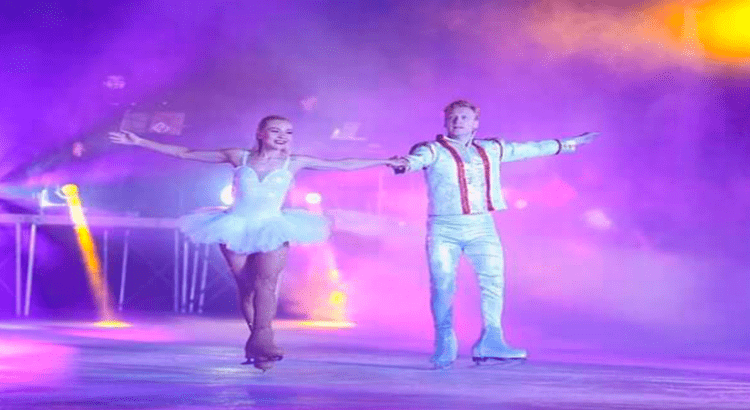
top-left (393, 100), bottom-right (597, 368)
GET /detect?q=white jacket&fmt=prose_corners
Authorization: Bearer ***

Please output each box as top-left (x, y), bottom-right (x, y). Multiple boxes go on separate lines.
top-left (404, 135), bottom-right (565, 216)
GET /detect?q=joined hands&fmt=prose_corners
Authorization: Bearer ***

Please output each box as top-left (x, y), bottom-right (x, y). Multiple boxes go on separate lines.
top-left (388, 156), bottom-right (408, 174)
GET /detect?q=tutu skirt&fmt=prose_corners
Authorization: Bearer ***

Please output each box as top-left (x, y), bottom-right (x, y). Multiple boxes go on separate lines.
top-left (178, 207), bottom-right (330, 254)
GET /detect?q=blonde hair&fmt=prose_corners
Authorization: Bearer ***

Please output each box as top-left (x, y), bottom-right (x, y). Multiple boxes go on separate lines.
top-left (443, 100), bottom-right (480, 119)
top-left (256, 115), bottom-right (290, 134)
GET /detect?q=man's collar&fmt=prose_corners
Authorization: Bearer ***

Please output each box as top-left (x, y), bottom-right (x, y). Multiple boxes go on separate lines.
top-left (438, 134), bottom-right (474, 148)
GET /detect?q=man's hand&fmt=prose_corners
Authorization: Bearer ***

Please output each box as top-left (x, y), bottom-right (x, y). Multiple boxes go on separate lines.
top-left (561, 132), bottom-right (598, 152)
top-left (109, 130), bottom-right (142, 146)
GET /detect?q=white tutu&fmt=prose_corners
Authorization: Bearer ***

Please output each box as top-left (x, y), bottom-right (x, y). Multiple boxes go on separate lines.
top-left (181, 152), bottom-right (330, 253)
top-left (178, 207), bottom-right (330, 254)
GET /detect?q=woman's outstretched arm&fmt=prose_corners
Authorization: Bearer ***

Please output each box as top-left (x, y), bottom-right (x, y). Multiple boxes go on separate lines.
top-left (109, 130), bottom-right (241, 164)
top-left (291, 155), bottom-right (403, 171)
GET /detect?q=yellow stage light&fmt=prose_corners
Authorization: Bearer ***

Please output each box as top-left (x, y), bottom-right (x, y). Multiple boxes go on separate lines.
top-left (61, 184), bottom-right (124, 325)
top-left (696, 0), bottom-right (750, 60)
top-left (328, 290), bottom-right (347, 306)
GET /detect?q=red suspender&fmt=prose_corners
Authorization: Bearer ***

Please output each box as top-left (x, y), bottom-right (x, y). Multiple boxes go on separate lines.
top-left (472, 142), bottom-right (495, 212)
top-left (437, 136), bottom-right (471, 214)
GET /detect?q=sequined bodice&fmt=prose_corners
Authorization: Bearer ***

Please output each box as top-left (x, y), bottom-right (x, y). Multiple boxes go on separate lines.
top-left (231, 152), bottom-right (292, 216)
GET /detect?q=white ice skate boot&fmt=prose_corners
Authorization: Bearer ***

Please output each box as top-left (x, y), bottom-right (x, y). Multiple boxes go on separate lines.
top-left (430, 329), bottom-right (458, 369)
top-left (471, 326), bottom-right (526, 363)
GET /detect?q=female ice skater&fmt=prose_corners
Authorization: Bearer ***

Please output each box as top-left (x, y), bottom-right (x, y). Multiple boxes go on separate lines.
top-left (110, 115), bottom-right (401, 370)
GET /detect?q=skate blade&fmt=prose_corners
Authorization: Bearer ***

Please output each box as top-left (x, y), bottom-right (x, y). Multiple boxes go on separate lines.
top-left (431, 362), bottom-right (454, 370)
top-left (254, 360), bottom-right (275, 371)
top-left (472, 356), bottom-right (526, 365)
top-left (252, 354), bottom-right (283, 371)
top-left (243, 354), bottom-right (282, 365)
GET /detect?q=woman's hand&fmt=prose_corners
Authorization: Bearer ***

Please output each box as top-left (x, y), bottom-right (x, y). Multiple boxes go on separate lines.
top-left (388, 156), bottom-right (408, 174)
top-left (388, 157), bottom-right (408, 168)
top-left (109, 130), bottom-right (142, 146)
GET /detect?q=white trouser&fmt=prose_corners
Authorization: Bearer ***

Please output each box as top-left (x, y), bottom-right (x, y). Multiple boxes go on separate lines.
top-left (426, 213), bottom-right (507, 360)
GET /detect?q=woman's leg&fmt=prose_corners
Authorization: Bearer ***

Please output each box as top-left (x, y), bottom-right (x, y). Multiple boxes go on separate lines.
top-left (219, 244), bottom-right (255, 332)
top-left (245, 243), bottom-right (289, 369)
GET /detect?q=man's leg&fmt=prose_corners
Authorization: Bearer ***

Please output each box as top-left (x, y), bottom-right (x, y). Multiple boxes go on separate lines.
top-left (426, 218), bottom-right (462, 368)
top-left (463, 216), bottom-right (526, 360)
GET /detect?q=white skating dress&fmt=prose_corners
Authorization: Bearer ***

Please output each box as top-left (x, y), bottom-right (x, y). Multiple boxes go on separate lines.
top-left (178, 151), bottom-right (329, 253)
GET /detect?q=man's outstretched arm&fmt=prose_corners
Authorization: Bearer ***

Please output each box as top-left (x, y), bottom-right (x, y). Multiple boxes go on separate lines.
top-left (500, 132), bottom-right (598, 162)
top-left (392, 142), bottom-right (437, 174)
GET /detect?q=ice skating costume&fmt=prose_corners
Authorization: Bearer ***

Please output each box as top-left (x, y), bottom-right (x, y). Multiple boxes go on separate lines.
top-left (179, 151), bottom-right (329, 253)
top-left (403, 134), bottom-right (567, 365)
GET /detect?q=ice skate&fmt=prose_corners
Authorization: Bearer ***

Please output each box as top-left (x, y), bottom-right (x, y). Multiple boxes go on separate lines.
top-left (472, 326), bottom-right (526, 364)
top-left (430, 329), bottom-right (458, 369)
top-left (245, 327), bottom-right (283, 371)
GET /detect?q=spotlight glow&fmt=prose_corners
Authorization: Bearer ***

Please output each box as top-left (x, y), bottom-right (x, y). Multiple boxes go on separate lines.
top-left (305, 192), bottom-right (322, 205)
top-left (299, 320), bottom-right (356, 329)
top-left (37, 187), bottom-right (66, 208)
top-left (584, 209), bottom-right (614, 230)
top-left (94, 320), bottom-right (132, 328)
top-left (103, 74), bottom-right (126, 89)
top-left (220, 185), bottom-right (234, 205)
top-left (329, 290), bottom-right (347, 306)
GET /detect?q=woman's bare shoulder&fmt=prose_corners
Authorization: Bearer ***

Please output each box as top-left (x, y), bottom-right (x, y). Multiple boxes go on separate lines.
top-left (223, 148), bottom-right (249, 167)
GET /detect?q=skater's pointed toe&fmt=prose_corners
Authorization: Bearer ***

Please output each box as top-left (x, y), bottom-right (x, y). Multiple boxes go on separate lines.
top-left (507, 347), bottom-right (527, 359)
